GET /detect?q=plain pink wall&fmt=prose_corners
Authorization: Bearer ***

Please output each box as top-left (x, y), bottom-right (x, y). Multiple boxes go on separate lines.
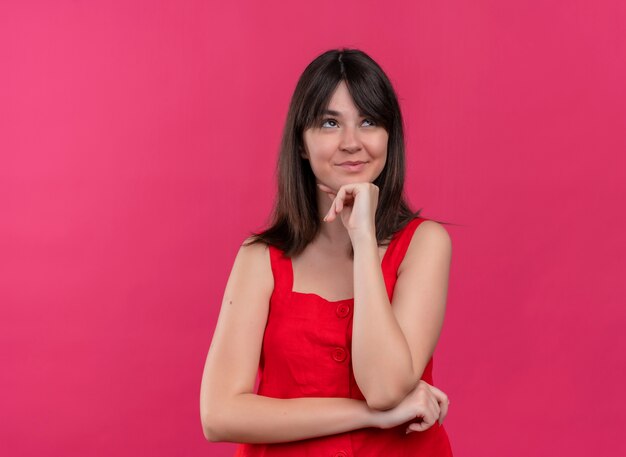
top-left (1, 1), bottom-right (624, 455)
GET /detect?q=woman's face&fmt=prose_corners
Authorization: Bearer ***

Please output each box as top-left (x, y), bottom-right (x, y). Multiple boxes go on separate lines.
top-left (301, 81), bottom-right (388, 191)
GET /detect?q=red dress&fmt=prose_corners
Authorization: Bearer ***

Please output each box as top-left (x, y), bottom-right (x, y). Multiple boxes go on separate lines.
top-left (234, 217), bottom-right (453, 456)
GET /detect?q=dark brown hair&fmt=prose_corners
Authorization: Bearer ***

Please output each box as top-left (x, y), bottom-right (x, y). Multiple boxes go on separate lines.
top-left (244, 48), bottom-right (451, 258)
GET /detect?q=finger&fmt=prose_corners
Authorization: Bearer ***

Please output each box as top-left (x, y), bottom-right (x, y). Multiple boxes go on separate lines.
top-left (439, 397), bottom-right (449, 424)
top-left (407, 422), bottom-right (428, 433)
top-left (328, 200), bottom-right (338, 218)
top-left (427, 385), bottom-right (449, 423)
top-left (411, 403), bottom-right (438, 432)
top-left (335, 187), bottom-right (345, 213)
top-left (324, 198), bottom-right (337, 221)
top-left (428, 391), bottom-right (443, 425)
top-left (408, 414), bottom-right (435, 433)
top-left (339, 186), bottom-right (359, 209)
top-left (330, 188), bottom-right (346, 218)
top-left (431, 396), bottom-right (441, 425)
top-left (406, 416), bottom-right (426, 434)
top-left (423, 397), bottom-right (439, 428)
top-left (430, 396), bottom-right (441, 421)
top-left (427, 385), bottom-right (449, 406)
top-left (427, 385), bottom-right (446, 402)
top-left (343, 190), bottom-right (357, 208)
top-left (325, 198), bottom-right (337, 222)
top-left (424, 411), bottom-right (437, 430)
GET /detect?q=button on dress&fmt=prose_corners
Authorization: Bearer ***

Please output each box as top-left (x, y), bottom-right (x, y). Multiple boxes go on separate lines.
top-left (234, 217), bottom-right (453, 456)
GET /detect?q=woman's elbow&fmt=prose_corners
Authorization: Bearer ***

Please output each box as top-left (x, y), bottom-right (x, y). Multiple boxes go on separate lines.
top-left (201, 413), bottom-right (222, 442)
top-left (365, 378), bottom-right (418, 411)
top-left (365, 388), bottom-right (405, 411)
top-left (200, 397), bottom-right (227, 442)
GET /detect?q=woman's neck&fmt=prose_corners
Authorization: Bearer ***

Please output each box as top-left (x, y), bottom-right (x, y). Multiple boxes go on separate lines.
top-left (315, 190), bottom-right (352, 252)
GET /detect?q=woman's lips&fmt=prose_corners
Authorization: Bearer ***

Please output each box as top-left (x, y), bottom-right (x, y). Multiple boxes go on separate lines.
top-left (337, 162), bottom-right (367, 172)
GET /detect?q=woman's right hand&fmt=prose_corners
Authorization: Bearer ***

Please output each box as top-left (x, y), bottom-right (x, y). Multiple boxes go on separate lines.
top-left (371, 380), bottom-right (450, 433)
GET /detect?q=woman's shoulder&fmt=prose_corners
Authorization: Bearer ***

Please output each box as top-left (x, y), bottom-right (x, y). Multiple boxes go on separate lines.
top-left (395, 217), bottom-right (451, 276)
top-left (402, 217), bottom-right (450, 245)
top-left (229, 236), bottom-right (274, 293)
top-left (405, 217), bottom-right (451, 258)
top-left (239, 236), bottom-right (272, 260)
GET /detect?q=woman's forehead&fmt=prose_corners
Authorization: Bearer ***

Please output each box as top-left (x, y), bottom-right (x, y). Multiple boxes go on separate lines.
top-left (322, 83), bottom-right (368, 115)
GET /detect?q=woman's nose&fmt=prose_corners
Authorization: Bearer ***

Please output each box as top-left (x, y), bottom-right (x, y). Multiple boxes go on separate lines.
top-left (339, 126), bottom-right (362, 152)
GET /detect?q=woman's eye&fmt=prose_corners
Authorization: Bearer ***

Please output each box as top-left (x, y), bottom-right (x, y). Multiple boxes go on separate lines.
top-left (321, 118), bottom-right (376, 128)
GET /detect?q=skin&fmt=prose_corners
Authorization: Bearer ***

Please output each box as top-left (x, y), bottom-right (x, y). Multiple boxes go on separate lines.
top-left (303, 81), bottom-right (451, 424)
top-left (199, 81), bottom-right (450, 443)
top-left (301, 80), bottom-right (389, 249)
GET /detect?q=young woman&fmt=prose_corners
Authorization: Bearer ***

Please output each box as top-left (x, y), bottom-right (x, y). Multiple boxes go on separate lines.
top-left (200, 48), bottom-right (454, 456)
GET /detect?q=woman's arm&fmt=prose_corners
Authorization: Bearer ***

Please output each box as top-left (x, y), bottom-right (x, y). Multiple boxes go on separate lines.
top-left (204, 381), bottom-right (449, 443)
top-left (351, 220), bottom-right (452, 410)
top-left (203, 392), bottom-right (376, 443)
top-left (200, 240), bottom-right (379, 443)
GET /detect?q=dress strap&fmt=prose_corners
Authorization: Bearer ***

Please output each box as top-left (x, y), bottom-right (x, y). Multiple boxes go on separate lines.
top-left (382, 217), bottom-right (429, 276)
top-left (268, 244), bottom-right (293, 297)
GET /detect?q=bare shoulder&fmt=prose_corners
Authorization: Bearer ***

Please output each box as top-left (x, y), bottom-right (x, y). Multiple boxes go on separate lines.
top-left (399, 220), bottom-right (452, 274)
top-left (415, 219), bottom-right (451, 241)
top-left (230, 236), bottom-right (274, 300)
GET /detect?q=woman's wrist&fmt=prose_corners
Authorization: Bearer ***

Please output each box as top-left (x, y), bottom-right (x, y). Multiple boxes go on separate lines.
top-left (349, 228), bottom-right (377, 249)
top-left (364, 404), bottom-right (386, 429)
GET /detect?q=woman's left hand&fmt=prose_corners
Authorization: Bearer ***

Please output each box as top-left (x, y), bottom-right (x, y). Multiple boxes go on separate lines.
top-left (317, 182), bottom-right (379, 239)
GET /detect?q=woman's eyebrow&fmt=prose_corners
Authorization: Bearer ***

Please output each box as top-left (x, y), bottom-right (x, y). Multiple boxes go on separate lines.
top-left (322, 109), bottom-right (367, 117)
top-left (322, 109), bottom-right (342, 116)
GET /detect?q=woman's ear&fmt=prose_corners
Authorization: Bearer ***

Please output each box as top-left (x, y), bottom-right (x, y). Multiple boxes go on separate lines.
top-left (299, 146), bottom-right (309, 160)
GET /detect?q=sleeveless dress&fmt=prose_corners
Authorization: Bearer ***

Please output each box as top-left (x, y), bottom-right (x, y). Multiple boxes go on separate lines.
top-left (234, 217), bottom-right (453, 456)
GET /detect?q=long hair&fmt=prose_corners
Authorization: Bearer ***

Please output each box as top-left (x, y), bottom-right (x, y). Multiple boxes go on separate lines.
top-left (244, 48), bottom-right (450, 258)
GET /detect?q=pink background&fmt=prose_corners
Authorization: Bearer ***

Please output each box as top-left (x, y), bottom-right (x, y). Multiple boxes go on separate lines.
top-left (1, 1), bottom-right (625, 455)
